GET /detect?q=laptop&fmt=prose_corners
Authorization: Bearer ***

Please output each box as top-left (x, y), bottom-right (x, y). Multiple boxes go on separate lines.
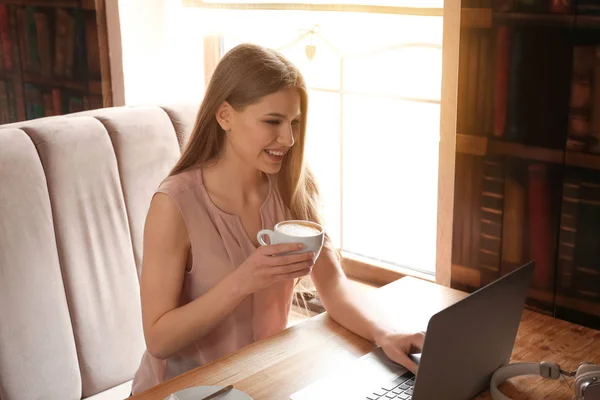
top-left (290, 261), bottom-right (535, 400)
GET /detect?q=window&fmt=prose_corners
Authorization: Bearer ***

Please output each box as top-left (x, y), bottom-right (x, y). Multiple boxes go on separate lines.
top-left (187, 0), bottom-right (444, 12)
top-left (187, 2), bottom-right (444, 275)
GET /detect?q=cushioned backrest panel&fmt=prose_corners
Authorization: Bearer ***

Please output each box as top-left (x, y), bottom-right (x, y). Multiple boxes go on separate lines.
top-left (0, 104), bottom-right (198, 399)
top-left (17, 117), bottom-right (145, 397)
top-left (0, 128), bottom-right (82, 400)
top-left (161, 103), bottom-right (198, 151)
top-left (84, 106), bottom-right (182, 274)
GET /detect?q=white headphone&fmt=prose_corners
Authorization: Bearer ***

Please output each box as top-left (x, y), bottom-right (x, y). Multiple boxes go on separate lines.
top-left (491, 361), bottom-right (600, 400)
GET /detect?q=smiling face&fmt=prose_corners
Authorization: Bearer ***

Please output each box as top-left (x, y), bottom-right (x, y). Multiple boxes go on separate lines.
top-left (216, 87), bottom-right (302, 174)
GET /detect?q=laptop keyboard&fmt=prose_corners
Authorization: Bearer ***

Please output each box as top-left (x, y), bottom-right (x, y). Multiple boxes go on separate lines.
top-left (365, 371), bottom-right (415, 400)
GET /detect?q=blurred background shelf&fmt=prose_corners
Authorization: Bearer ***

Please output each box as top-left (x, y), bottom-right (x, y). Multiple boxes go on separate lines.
top-left (0, 0), bottom-right (111, 123)
top-left (460, 8), bottom-right (600, 29)
top-left (22, 73), bottom-right (102, 95)
top-left (0, 0), bottom-right (93, 9)
top-left (456, 134), bottom-right (600, 170)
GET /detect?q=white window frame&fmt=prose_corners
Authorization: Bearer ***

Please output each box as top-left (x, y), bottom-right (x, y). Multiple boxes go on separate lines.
top-left (183, 1), bottom-right (443, 16)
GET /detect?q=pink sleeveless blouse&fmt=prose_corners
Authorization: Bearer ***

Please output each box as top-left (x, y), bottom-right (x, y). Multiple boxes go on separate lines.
top-left (131, 167), bottom-right (295, 394)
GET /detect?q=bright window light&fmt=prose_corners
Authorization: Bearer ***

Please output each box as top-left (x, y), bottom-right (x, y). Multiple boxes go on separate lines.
top-left (189, 6), bottom-right (443, 274)
top-left (200, 0), bottom-right (443, 7)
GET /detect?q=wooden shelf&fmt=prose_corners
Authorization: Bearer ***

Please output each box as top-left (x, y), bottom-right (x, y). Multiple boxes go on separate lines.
top-left (2, 70), bottom-right (102, 95)
top-left (0, 0), bottom-right (82, 7)
top-left (456, 132), bottom-right (487, 156)
top-left (455, 133), bottom-right (564, 163)
top-left (460, 8), bottom-right (600, 29)
top-left (461, 7), bottom-right (492, 28)
top-left (456, 133), bottom-right (600, 170)
top-left (23, 73), bottom-right (101, 94)
top-left (488, 139), bottom-right (564, 164)
top-left (556, 293), bottom-right (600, 318)
top-left (576, 14), bottom-right (600, 29)
top-left (81, 0), bottom-right (95, 10)
top-left (565, 151), bottom-right (600, 170)
top-left (0, 0), bottom-right (96, 10)
top-left (493, 11), bottom-right (576, 27)
top-left (0, 69), bottom-right (19, 80)
top-left (452, 264), bottom-right (600, 317)
top-left (88, 80), bottom-right (102, 95)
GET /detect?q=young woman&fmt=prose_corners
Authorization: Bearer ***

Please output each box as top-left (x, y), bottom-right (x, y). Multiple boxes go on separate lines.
top-left (131, 43), bottom-right (424, 395)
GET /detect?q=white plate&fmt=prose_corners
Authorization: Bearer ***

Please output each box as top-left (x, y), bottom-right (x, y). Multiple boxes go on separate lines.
top-left (165, 386), bottom-right (253, 400)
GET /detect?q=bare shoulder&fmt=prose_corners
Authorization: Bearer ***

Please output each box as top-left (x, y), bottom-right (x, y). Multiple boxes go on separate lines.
top-left (144, 192), bottom-right (189, 248)
top-left (144, 168), bottom-right (200, 251)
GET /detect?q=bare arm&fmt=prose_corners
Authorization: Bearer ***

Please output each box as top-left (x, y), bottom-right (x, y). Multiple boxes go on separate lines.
top-left (140, 193), bottom-right (248, 360)
top-left (311, 246), bottom-right (424, 373)
top-left (140, 193), bottom-right (314, 360)
top-left (310, 247), bottom-right (392, 344)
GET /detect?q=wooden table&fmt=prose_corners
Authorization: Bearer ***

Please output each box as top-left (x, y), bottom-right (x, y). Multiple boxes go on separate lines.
top-left (130, 277), bottom-right (600, 400)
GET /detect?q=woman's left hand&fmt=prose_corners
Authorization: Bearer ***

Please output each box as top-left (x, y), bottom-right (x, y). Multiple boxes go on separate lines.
top-left (378, 330), bottom-right (425, 374)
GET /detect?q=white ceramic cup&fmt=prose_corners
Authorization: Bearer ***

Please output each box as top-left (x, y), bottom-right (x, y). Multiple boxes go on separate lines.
top-left (257, 220), bottom-right (325, 259)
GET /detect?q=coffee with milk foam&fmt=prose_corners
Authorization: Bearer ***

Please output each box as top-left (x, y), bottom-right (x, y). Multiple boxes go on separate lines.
top-left (276, 222), bottom-right (321, 237)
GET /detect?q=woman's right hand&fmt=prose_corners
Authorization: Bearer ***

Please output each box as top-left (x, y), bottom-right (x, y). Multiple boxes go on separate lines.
top-left (233, 243), bottom-right (315, 295)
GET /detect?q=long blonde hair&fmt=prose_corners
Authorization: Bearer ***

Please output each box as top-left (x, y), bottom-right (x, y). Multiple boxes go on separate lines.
top-left (170, 43), bottom-right (325, 231)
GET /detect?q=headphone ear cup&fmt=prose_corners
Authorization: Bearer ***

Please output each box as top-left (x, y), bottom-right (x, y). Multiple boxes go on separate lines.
top-left (573, 364), bottom-right (600, 400)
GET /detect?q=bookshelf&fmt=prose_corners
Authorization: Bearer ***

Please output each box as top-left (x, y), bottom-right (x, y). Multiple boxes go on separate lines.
top-left (0, 0), bottom-right (112, 124)
top-left (461, 7), bottom-right (492, 28)
top-left (456, 133), bottom-right (600, 169)
top-left (452, 1), bottom-right (600, 330)
top-left (461, 8), bottom-right (600, 29)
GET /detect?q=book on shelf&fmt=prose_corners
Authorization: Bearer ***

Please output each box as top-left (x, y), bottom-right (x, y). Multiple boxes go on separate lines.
top-left (500, 163), bottom-right (525, 274)
top-left (34, 9), bottom-right (51, 76)
top-left (23, 82), bottom-right (101, 118)
top-left (504, 28), bottom-right (522, 142)
top-left (457, 28), bottom-right (470, 135)
top-left (493, 0), bottom-right (572, 13)
top-left (558, 171), bottom-right (600, 302)
top-left (488, 25), bottom-right (572, 150)
top-left (577, 0), bottom-right (600, 15)
top-left (451, 154), bottom-right (506, 289)
top-left (592, 47), bottom-right (600, 153)
top-left (493, 25), bottom-right (511, 138)
top-left (0, 3), bottom-right (105, 124)
top-left (0, 80), bottom-right (12, 123)
top-left (476, 28), bottom-right (492, 136)
top-left (452, 153), bottom-right (482, 271)
top-left (568, 46), bottom-right (596, 152)
top-left (572, 179), bottom-right (600, 301)
top-left (529, 28), bottom-right (571, 148)
top-left (548, 0), bottom-right (572, 14)
top-left (457, 27), bottom-right (494, 137)
top-left (498, 160), bottom-right (558, 297)
top-left (478, 156), bottom-right (504, 284)
top-left (0, 4), bottom-right (25, 122)
top-left (484, 29), bottom-right (494, 135)
top-left (558, 178), bottom-right (579, 293)
top-left (527, 163), bottom-right (554, 292)
top-left (84, 10), bottom-right (100, 78)
top-left (0, 4), bottom-right (15, 71)
top-left (466, 28), bottom-right (480, 135)
top-left (457, 1), bottom-right (494, 137)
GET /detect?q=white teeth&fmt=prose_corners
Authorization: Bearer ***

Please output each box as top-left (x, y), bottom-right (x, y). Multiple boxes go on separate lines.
top-left (266, 150), bottom-right (284, 156)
